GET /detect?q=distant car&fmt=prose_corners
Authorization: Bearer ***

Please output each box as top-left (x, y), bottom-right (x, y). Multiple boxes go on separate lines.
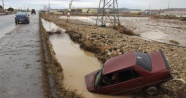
top-left (15, 12), bottom-right (30, 24)
top-left (85, 50), bottom-right (173, 95)
top-left (31, 9), bottom-right (36, 15)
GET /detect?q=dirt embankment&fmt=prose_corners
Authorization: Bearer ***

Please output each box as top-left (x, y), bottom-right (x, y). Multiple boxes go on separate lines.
top-left (41, 13), bottom-right (186, 98)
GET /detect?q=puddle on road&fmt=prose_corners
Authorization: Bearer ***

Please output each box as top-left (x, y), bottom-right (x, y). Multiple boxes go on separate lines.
top-left (42, 19), bottom-right (132, 98)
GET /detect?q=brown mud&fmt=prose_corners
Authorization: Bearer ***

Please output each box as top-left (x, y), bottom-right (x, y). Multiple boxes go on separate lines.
top-left (41, 13), bottom-right (186, 98)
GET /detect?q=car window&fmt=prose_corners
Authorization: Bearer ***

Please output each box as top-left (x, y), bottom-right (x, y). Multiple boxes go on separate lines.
top-left (136, 52), bottom-right (152, 71)
top-left (118, 68), bottom-right (141, 83)
top-left (16, 12), bottom-right (27, 15)
top-left (99, 73), bottom-right (117, 87)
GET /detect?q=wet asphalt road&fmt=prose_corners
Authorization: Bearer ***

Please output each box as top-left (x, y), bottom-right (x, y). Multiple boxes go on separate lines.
top-left (0, 14), bottom-right (16, 39)
top-left (0, 14), bottom-right (43, 98)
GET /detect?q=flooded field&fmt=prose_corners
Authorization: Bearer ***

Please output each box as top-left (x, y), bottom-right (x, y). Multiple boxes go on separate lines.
top-left (60, 16), bottom-right (186, 47)
top-left (42, 19), bottom-right (132, 98)
top-left (120, 17), bottom-right (186, 47)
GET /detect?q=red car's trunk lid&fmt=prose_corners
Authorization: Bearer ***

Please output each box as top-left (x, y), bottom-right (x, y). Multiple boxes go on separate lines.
top-left (148, 50), bottom-right (170, 72)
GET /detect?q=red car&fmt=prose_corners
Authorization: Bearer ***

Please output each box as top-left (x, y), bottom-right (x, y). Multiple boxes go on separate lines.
top-left (85, 50), bottom-right (173, 95)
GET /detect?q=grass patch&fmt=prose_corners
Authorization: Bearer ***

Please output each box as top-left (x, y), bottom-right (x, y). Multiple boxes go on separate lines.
top-left (169, 40), bottom-right (180, 45)
top-left (112, 24), bottom-right (138, 36)
top-left (181, 17), bottom-right (186, 21)
top-left (151, 15), bottom-right (179, 19)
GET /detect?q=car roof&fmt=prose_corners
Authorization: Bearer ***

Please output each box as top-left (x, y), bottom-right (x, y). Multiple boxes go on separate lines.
top-left (16, 12), bottom-right (28, 15)
top-left (102, 52), bottom-right (136, 75)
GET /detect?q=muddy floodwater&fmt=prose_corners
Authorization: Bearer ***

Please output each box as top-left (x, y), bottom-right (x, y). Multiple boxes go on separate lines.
top-left (42, 19), bottom-right (132, 98)
top-left (49, 33), bottom-right (132, 98)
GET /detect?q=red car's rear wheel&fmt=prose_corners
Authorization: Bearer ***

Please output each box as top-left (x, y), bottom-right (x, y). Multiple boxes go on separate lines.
top-left (144, 85), bottom-right (160, 95)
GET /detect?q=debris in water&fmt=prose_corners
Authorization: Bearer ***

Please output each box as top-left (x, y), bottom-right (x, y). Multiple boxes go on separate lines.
top-left (47, 29), bottom-right (62, 35)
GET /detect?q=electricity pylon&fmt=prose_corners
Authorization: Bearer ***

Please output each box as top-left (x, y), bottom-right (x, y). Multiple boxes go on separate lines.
top-left (96, 0), bottom-right (120, 26)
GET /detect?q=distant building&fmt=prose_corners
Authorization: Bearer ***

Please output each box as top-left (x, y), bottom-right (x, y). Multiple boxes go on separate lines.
top-left (82, 9), bottom-right (97, 14)
top-left (129, 11), bottom-right (141, 14)
top-left (48, 8), bottom-right (98, 15)
top-left (49, 9), bottom-right (65, 14)
top-left (50, 9), bottom-right (58, 13)
top-left (0, 7), bottom-right (4, 13)
top-left (119, 11), bottom-right (130, 14)
top-left (161, 8), bottom-right (186, 17)
top-left (71, 9), bottom-right (82, 14)
top-left (142, 9), bottom-right (162, 15)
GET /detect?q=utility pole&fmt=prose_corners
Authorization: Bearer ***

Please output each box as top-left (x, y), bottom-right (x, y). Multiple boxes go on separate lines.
top-left (66, 0), bottom-right (73, 22)
top-left (168, 1), bottom-right (170, 9)
top-left (96, 0), bottom-right (120, 27)
top-left (149, 5), bottom-right (151, 16)
top-left (2, 0), bottom-right (4, 12)
top-left (2, 0), bottom-right (4, 8)
top-left (48, 0), bottom-right (50, 12)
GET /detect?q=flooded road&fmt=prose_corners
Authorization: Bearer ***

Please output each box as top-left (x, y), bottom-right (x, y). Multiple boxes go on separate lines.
top-left (0, 14), bottom-right (43, 98)
top-left (42, 19), bottom-right (132, 98)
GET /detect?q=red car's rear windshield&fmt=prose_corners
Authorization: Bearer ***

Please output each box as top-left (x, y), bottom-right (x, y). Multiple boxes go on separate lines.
top-left (136, 52), bottom-right (152, 71)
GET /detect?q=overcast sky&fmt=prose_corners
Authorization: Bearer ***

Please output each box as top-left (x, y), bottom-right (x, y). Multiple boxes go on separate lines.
top-left (1, 0), bottom-right (186, 10)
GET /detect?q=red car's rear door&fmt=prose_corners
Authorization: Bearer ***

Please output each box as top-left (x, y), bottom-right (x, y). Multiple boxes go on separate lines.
top-left (97, 84), bottom-right (121, 94)
top-left (116, 68), bottom-right (145, 94)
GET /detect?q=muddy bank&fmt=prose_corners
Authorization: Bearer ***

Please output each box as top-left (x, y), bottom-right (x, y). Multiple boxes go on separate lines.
top-left (41, 14), bottom-right (186, 98)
